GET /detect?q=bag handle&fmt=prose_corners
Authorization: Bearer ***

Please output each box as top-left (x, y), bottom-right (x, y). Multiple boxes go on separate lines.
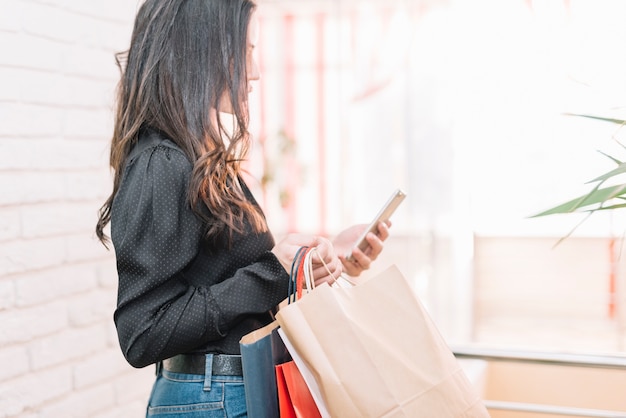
top-left (306, 247), bottom-right (351, 288)
top-left (289, 245), bottom-right (356, 305)
top-left (302, 248), bottom-right (316, 291)
top-left (288, 246), bottom-right (310, 304)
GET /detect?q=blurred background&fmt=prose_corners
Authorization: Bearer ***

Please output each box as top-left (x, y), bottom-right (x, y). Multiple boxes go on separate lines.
top-left (250, 0), bottom-right (626, 352)
top-left (2, 0), bottom-right (626, 416)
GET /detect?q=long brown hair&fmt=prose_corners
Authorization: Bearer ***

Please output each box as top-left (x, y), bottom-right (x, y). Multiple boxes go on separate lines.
top-left (96, 0), bottom-right (266, 246)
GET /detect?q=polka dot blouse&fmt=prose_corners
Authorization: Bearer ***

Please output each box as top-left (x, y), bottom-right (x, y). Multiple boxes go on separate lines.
top-left (110, 129), bottom-right (289, 369)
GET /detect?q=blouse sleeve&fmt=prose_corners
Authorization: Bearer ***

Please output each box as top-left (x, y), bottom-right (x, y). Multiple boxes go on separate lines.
top-left (111, 143), bottom-right (287, 368)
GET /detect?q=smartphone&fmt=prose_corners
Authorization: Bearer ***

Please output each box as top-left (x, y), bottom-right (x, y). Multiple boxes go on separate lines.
top-left (345, 189), bottom-right (406, 261)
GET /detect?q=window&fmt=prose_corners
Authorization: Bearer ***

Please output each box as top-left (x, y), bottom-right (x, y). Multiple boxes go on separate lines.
top-left (250, 0), bottom-right (626, 355)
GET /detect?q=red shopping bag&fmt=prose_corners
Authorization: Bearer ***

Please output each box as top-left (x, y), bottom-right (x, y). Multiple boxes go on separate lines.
top-left (275, 360), bottom-right (322, 418)
top-left (275, 361), bottom-right (296, 418)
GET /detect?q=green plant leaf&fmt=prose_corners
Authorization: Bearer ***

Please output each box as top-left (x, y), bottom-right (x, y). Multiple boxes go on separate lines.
top-left (597, 149), bottom-right (623, 165)
top-left (586, 162), bottom-right (626, 183)
top-left (534, 112), bottom-right (626, 244)
top-left (592, 202), bottom-right (626, 211)
top-left (530, 183), bottom-right (626, 217)
top-left (563, 113), bottom-right (626, 125)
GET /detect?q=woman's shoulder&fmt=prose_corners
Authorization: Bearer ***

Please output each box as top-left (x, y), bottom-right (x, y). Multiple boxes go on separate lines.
top-left (127, 128), bottom-right (191, 170)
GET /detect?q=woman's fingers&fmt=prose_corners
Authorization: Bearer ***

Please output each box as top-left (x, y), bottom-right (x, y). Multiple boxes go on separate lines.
top-left (308, 239), bottom-right (342, 285)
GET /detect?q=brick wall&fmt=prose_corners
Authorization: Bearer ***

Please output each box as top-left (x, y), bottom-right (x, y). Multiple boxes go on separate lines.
top-left (0, 1), bottom-right (155, 417)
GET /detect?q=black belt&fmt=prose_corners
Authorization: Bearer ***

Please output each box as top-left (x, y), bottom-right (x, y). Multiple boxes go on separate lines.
top-left (162, 354), bottom-right (243, 376)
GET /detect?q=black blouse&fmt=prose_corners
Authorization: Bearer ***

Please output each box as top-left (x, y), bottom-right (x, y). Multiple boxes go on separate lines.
top-left (110, 129), bottom-right (289, 369)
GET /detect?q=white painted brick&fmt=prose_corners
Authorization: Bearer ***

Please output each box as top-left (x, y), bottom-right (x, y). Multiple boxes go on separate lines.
top-left (24, 0), bottom-right (136, 53)
top-left (0, 139), bottom-right (111, 171)
top-left (0, 78), bottom-right (114, 129)
top-left (65, 16), bottom-right (134, 54)
top-left (63, 77), bottom-right (115, 108)
top-left (63, 44), bottom-right (120, 81)
top-left (0, 207), bottom-right (21, 242)
top-left (65, 232), bottom-right (111, 264)
top-left (0, 139), bottom-right (112, 171)
top-left (0, 0), bottom-right (22, 33)
top-left (0, 237), bottom-right (66, 275)
top-left (0, 279), bottom-right (15, 310)
top-left (97, 141), bottom-right (113, 166)
top-left (0, 139), bottom-right (34, 170)
top-left (8, 412), bottom-right (37, 418)
top-left (29, 323), bottom-right (108, 370)
top-left (96, 259), bottom-right (118, 289)
top-left (0, 103), bottom-right (64, 137)
top-left (0, 172), bottom-right (65, 206)
top-left (24, 0), bottom-right (58, 6)
top-left (0, 300), bottom-right (67, 345)
top-left (21, 2), bottom-right (82, 44)
top-left (64, 107), bottom-right (115, 140)
top-left (14, 263), bottom-right (98, 307)
top-left (0, 242), bottom-right (26, 276)
top-left (0, 393), bottom-right (21, 417)
top-left (74, 15), bottom-right (126, 52)
top-left (55, 140), bottom-right (111, 170)
top-left (0, 32), bottom-right (63, 72)
top-left (67, 288), bottom-right (114, 327)
top-left (0, 245), bottom-right (26, 277)
top-left (65, 172), bottom-right (112, 203)
top-left (0, 345), bottom-right (30, 382)
top-left (39, 384), bottom-right (116, 418)
top-left (99, 20), bottom-right (135, 54)
top-left (92, 402), bottom-right (147, 418)
top-left (113, 367), bottom-right (154, 405)
top-left (21, 201), bottom-right (96, 238)
top-left (65, 0), bottom-right (140, 26)
top-left (27, 236), bottom-right (68, 269)
top-left (0, 67), bottom-right (22, 101)
top-left (0, 365), bottom-right (72, 414)
top-left (17, 69), bottom-right (68, 106)
top-left (106, 320), bottom-right (121, 349)
top-left (72, 349), bottom-right (128, 389)
top-left (0, 1), bottom-right (151, 416)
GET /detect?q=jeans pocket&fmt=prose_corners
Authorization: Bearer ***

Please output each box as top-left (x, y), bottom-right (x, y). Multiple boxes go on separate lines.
top-left (147, 372), bottom-right (225, 417)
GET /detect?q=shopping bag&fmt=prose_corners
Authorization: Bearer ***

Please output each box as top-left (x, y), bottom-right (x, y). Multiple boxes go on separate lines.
top-left (275, 264), bottom-right (491, 418)
top-left (276, 359), bottom-right (322, 418)
top-left (241, 321), bottom-right (298, 418)
top-left (274, 246), bottom-right (323, 418)
top-left (240, 321), bottom-right (281, 418)
top-left (241, 246), bottom-right (325, 418)
top-left (277, 329), bottom-right (330, 418)
top-left (275, 361), bottom-right (296, 418)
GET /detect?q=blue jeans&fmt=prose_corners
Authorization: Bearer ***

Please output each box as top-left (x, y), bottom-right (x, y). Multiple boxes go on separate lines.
top-left (146, 355), bottom-right (247, 417)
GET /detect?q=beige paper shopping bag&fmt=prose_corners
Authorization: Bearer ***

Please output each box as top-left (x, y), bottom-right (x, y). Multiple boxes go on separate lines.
top-left (275, 265), bottom-right (490, 418)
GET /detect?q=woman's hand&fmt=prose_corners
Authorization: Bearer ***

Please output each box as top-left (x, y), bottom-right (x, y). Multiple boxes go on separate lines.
top-left (333, 221), bottom-right (390, 277)
top-left (271, 234), bottom-right (342, 286)
top-left (308, 237), bottom-right (342, 286)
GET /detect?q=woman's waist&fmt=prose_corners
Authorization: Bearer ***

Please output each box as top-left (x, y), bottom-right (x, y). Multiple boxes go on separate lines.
top-left (162, 352), bottom-right (242, 376)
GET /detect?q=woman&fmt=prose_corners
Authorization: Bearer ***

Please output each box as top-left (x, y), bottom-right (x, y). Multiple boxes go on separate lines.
top-left (95, 0), bottom-right (389, 416)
